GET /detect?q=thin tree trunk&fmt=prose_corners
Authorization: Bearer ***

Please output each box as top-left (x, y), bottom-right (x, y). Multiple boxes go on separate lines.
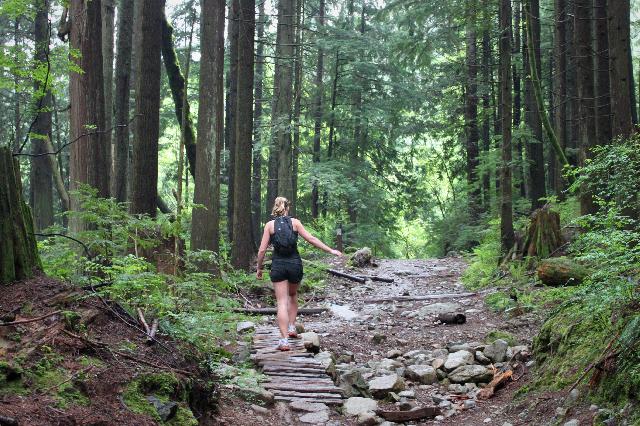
top-left (102, 0), bottom-right (115, 186)
top-left (323, 49), bottom-right (340, 215)
top-left (574, 0), bottom-right (597, 215)
top-left (30, 0), bottom-right (54, 232)
top-left (523, 0), bottom-right (546, 210)
top-left (500, 0), bottom-right (514, 253)
top-left (192, 0), bottom-right (224, 269)
top-left (311, 0), bottom-right (325, 219)
top-left (466, 2), bottom-right (480, 223)
top-left (291, 0), bottom-right (304, 217)
top-left (13, 19), bottom-right (22, 152)
top-left (594, 0), bottom-right (611, 147)
top-left (252, 0), bottom-right (266, 247)
top-left (551, 0), bottom-right (567, 198)
top-left (130, 0), bottom-right (163, 217)
top-left (69, 0), bottom-right (109, 231)
top-left (608, 0), bottom-right (633, 139)
top-left (513, 5), bottom-right (525, 198)
top-left (565, 5), bottom-right (579, 165)
top-left (112, 0), bottom-right (134, 202)
top-left (231, 0), bottom-right (255, 270)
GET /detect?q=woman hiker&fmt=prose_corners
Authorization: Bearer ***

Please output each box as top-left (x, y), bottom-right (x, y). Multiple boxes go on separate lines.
top-left (256, 197), bottom-right (342, 351)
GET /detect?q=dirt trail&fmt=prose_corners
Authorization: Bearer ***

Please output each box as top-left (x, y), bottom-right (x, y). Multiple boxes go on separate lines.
top-left (218, 256), bottom-right (550, 426)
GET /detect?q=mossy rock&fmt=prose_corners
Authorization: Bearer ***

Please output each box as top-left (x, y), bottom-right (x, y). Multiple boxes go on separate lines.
top-left (485, 330), bottom-right (517, 346)
top-left (536, 257), bottom-right (590, 286)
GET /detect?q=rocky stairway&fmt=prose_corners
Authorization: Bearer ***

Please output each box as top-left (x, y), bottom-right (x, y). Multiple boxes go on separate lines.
top-left (251, 326), bottom-right (344, 406)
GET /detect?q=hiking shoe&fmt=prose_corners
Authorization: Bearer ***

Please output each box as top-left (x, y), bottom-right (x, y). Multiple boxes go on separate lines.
top-left (277, 338), bottom-right (290, 351)
top-left (287, 324), bottom-right (298, 338)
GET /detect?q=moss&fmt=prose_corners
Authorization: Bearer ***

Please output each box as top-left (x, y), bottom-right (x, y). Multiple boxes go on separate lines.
top-left (167, 405), bottom-right (198, 426)
top-left (484, 292), bottom-right (514, 312)
top-left (29, 368), bottom-right (89, 408)
top-left (485, 330), bottom-right (517, 346)
top-left (77, 356), bottom-right (105, 369)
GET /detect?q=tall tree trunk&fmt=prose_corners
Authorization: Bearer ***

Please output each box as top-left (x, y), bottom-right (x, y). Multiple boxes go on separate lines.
top-left (551, 0), bottom-right (567, 198)
top-left (465, 2), bottom-right (480, 223)
top-left (13, 19), bottom-right (22, 152)
top-left (499, 0), bottom-right (514, 252)
top-left (311, 0), bottom-right (325, 219)
top-left (192, 0), bottom-right (224, 268)
top-left (565, 4), bottom-right (579, 166)
top-left (112, 0), bottom-right (134, 202)
top-left (102, 0), bottom-right (115, 185)
top-left (481, 22), bottom-right (492, 212)
top-left (594, 0), bottom-right (611, 147)
top-left (130, 0), bottom-right (163, 217)
top-left (30, 0), bottom-right (54, 232)
top-left (231, 0), bottom-right (255, 270)
top-left (225, 0), bottom-right (239, 241)
top-left (608, 1), bottom-right (633, 139)
top-left (323, 49), bottom-right (340, 215)
top-left (69, 0), bottom-right (109, 231)
top-left (252, 0), bottom-right (266, 247)
top-left (273, 0), bottom-right (295, 201)
top-left (291, 0), bottom-right (304, 217)
top-left (513, 5), bottom-right (525, 198)
top-left (522, 0), bottom-right (546, 210)
top-left (161, 14), bottom-right (197, 178)
top-left (575, 0), bottom-right (597, 215)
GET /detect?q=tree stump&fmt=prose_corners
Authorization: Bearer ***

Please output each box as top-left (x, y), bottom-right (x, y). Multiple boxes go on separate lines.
top-left (521, 205), bottom-right (563, 259)
top-left (536, 257), bottom-right (590, 286)
top-left (0, 147), bottom-right (41, 284)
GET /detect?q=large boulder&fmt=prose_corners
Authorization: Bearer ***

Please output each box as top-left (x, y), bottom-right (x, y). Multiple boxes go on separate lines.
top-left (368, 374), bottom-right (405, 399)
top-left (444, 350), bottom-right (475, 371)
top-left (344, 397), bottom-right (379, 416)
top-left (301, 332), bottom-right (321, 353)
top-left (405, 365), bottom-right (437, 384)
top-left (483, 339), bottom-right (509, 363)
top-left (350, 247), bottom-right (373, 267)
top-left (448, 365), bottom-right (493, 384)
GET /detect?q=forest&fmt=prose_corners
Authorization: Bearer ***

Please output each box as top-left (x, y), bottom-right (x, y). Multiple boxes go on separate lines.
top-left (1, 0), bottom-right (640, 425)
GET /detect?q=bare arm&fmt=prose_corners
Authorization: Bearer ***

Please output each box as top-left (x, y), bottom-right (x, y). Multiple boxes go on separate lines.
top-left (256, 222), bottom-right (272, 275)
top-left (295, 220), bottom-right (341, 256)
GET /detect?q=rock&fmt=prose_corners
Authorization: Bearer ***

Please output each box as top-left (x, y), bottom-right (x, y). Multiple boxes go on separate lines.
top-left (251, 404), bottom-right (269, 415)
top-left (444, 350), bottom-right (475, 371)
top-left (448, 365), bottom-right (493, 383)
top-left (146, 396), bottom-right (178, 422)
top-left (432, 358), bottom-right (445, 370)
top-left (236, 321), bottom-right (256, 334)
top-left (565, 388), bottom-right (580, 405)
top-left (483, 339), bottom-right (508, 363)
top-left (344, 397), bottom-right (379, 416)
top-left (398, 400), bottom-right (417, 411)
top-left (405, 365), bottom-right (437, 384)
top-left (438, 400), bottom-right (452, 409)
top-left (432, 394), bottom-right (447, 404)
top-left (337, 351), bottom-right (355, 364)
top-left (563, 420), bottom-right (579, 426)
top-left (377, 358), bottom-right (402, 372)
top-left (448, 343), bottom-right (473, 353)
top-left (386, 349), bottom-right (402, 359)
top-left (463, 400), bottom-right (476, 410)
top-left (339, 368), bottom-right (371, 398)
top-left (295, 323), bottom-right (305, 333)
top-left (299, 410), bottom-right (330, 424)
top-left (509, 345), bottom-right (530, 361)
top-left (241, 388), bottom-right (275, 406)
top-left (589, 404), bottom-right (599, 412)
top-left (448, 384), bottom-right (466, 394)
top-left (289, 401), bottom-right (329, 413)
top-left (555, 407), bottom-right (568, 417)
top-left (357, 411), bottom-right (379, 426)
top-left (301, 332), bottom-right (321, 353)
top-left (474, 351), bottom-right (491, 365)
top-left (483, 418), bottom-right (492, 423)
top-left (368, 374), bottom-right (405, 399)
top-left (398, 390), bottom-right (415, 398)
top-left (371, 333), bottom-right (387, 344)
top-left (436, 369), bottom-right (447, 380)
top-left (417, 302), bottom-right (462, 316)
top-left (433, 348), bottom-right (449, 359)
top-left (502, 423), bottom-right (514, 426)
top-left (351, 247), bottom-right (373, 267)
top-left (435, 415), bottom-right (445, 421)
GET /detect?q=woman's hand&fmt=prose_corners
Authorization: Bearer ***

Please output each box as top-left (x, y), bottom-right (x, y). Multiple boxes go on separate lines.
top-left (256, 269), bottom-right (263, 279)
top-left (330, 249), bottom-right (343, 257)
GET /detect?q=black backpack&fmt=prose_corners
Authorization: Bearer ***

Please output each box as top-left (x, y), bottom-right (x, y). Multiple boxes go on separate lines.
top-left (272, 216), bottom-right (297, 256)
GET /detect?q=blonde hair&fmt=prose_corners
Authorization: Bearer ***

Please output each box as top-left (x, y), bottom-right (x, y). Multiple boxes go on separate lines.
top-left (272, 197), bottom-right (290, 217)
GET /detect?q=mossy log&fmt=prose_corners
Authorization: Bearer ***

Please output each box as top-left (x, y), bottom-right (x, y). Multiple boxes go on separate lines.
top-left (0, 147), bottom-right (41, 284)
top-left (536, 256), bottom-right (590, 286)
top-left (521, 205), bottom-right (563, 259)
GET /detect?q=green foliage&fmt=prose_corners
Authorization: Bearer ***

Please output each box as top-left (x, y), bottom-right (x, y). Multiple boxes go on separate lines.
top-left (485, 330), bottom-right (517, 346)
top-left (461, 219), bottom-right (501, 288)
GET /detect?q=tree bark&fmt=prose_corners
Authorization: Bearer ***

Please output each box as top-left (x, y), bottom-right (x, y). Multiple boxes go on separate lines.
top-left (272, 0), bottom-right (296, 201)
top-left (226, 0), bottom-right (239, 241)
top-left (291, 0), bottom-right (305, 217)
top-left (500, 0), bottom-right (515, 253)
top-left (231, 0), bottom-right (255, 270)
top-left (465, 3), bottom-right (480, 223)
top-left (252, 0), bottom-right (266, 247)
top-left (102, 0), bottom-right (115, 187)
top-left (112, 0), bottom-right (134, 203)
top-left (191, 0), bottom-right (225, 269)
top-left (608, 0), bottom-right (633, 139)
top-left (552, 0), bottom-right (567, 198)
top-left (523, 0), bottom-right (546, 210)
top-left (69, 0), bottom-right (109, 231)
top-left (513, 5), bottom-right (525, 198)
top-left (30, 0), bottom-right (54, 232)
top-left (130, 0), bottom-right (163, 217)
top-left (594, 0), bottom-right (611, 147)
top-left (161, 14), bottom-right (197, 178)
top-left (311, 0), bottom-right (325, 219)
top-left (481, 3), bottom-right (492, 212)
top-left (1, 147), bottom-right (41, 284)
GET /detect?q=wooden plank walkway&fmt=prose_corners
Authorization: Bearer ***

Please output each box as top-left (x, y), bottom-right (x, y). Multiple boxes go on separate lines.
top-left (251, 326), bottom-right (344, 406)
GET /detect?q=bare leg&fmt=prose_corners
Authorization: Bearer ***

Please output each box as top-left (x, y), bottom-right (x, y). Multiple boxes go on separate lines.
top-left (288, 282), bottom-right (299, 329)
top-left (273, 280), bottom-right (289, 338)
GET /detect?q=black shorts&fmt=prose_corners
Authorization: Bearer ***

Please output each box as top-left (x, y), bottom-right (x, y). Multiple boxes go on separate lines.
top-left (270, 259), bottom-right (304, 283)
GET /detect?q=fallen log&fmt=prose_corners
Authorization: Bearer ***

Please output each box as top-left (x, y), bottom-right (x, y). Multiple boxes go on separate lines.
top-left (233, 307), bottom-right (328, 315)
top-left (364, 292), bottom-right (476, 303)
top-left (477, 368), bottom-right (513, 399)
top-left (536, 256), bottom-right (590, 286)
top-left (137, 308), bottom-right (151, 335)
top-left (0, 310), bottom-right (61, 327)
top-left (437, 312), bottom-right (466, 325)
top-left (361, 275), bottom-right (394, 283)
top-left (375, 406), bottom-right (441, 422)
top-left (146, 318), bottom-right (159, 344)
top-left (327, 269), bottom-right (366, 283)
